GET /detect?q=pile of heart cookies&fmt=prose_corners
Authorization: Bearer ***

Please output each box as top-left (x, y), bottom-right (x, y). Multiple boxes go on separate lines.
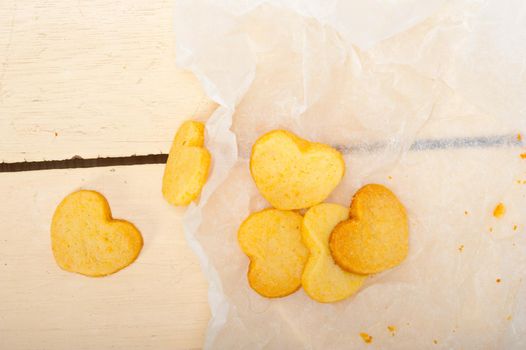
top-left (238, 129), bottom-right (409, 303)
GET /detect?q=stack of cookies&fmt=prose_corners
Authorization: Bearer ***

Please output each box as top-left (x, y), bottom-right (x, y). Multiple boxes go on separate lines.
top-left (238, 130), bottom-right (409, 303)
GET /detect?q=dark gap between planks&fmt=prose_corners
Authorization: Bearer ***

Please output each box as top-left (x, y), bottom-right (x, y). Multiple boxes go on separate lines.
top-left (0, 154), bottom-right (168, 173)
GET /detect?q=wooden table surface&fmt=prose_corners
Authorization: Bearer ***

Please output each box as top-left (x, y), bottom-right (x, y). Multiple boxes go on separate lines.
top-left (0, 1), bottom-right (217, 349)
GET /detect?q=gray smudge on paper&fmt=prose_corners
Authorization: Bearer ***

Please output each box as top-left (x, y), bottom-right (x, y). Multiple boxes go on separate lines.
top-left (335, 134), bottom-right (522, 154)
top-left (238, 133), bottom-right (523, 158)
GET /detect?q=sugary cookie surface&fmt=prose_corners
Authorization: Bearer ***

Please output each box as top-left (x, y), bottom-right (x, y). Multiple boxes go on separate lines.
top-left (51, 190), bottom-right (143, 277)
top-left (162, 121), bottom-right (211, 206)
top-left (330, 184), bottom-right (408, 275)
top-left (302, 203), bottom-right (367, 303)
top-left (250, 130), bottom-right (345, 210)
top-left (238, 209), bottom-right (308, 298)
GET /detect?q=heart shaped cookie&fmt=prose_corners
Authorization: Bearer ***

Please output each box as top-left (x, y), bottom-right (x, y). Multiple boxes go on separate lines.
top-left (238, 209), bottom-right (308, 298)
top-left (250, 130), bottom-right (345, 210)
top-left (302, 203), bottom-right (367, 303)
top-left (329, 184), bottom-right (408, 275)
top-left (162, 121), bottom-right (211, 206)
top-left (51, 190), bottom-right (143, 277)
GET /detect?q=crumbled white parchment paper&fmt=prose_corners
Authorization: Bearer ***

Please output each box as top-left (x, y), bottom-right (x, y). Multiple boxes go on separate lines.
top-left (175, 1), bottom-right (526, 348)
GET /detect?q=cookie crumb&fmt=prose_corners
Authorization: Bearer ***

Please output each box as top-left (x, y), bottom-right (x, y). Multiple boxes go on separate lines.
top-left (493, 203), bottom-right (506, 218)
top-left (464, 210), bottom-right (468, 215)
top-left (54, 132), bottom-right (58, 137)
top-left (507, 315), bottom-right (512, 321)
top-left (388, 176), bottom-right (393, 180)
top-left (518, 134), bottom-right (523, 141)
top-left (360, 333), bottom-right (373, 344)
top-left (433, 339), bottom-right (438, 345)
top-left (387, 325), bottom-right (396, 336)
top-left (496, 278), bottom-right (501, 283)
top-left (489, 227), bottom-right (493, 233)
top-left (458, 244), bottom-right (464, 252)
top-left (513, 225), bottom-right (518, 231)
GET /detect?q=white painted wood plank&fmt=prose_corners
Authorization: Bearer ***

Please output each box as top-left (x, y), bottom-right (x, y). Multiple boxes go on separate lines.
top-left (0, 165), bottom-right (210, 350)
top-left (0, 0), bottom-right (216, 163)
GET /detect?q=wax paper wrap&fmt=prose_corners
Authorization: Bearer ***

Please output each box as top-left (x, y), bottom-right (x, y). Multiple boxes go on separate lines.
top-left (174, 1), bottom-right (526, 348)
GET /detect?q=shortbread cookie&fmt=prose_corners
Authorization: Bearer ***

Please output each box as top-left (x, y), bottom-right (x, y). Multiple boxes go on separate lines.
top-left (238, 209), bottom-right (308, 298)
top-left (250, 130), bottom-right (345, 210)
top-left (302, 203), bottom-right (366, 303)
top-left (51, 190), bottom-right (143, 277)
top-left (162, 121), bottom-right (211, 206)
top-left (330, 184), bottom-right (408, 274)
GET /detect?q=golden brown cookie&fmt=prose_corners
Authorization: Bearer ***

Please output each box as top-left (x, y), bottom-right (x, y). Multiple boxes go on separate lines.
top-left (250, 130), bottom-right (345, 210)
top-left (162, 121), bottom-right (211, 206)
top-left (238, 209), bottom-right (308, 298)
top-left (302, 203), bottom-right (367, 303)
top-left (329, 184), bottom-right (408, 275)
top-left (51, 190), bottom-right (143, 277)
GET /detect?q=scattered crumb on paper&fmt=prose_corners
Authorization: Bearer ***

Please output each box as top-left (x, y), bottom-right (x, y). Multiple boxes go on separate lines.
top-left (493, 203), bottom-right (506, 218)
top-left (360, 333), bottom-right (373, 344)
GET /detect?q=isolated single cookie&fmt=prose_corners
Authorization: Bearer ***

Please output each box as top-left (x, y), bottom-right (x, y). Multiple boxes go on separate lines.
top-left (330, 184), bottom-right (408, 275)
top-left (51, 190), bottom-right (143, 277)
top-left (302, 203), bottom-right (367, 303)
top-left (250, 130), bottom-right (345, 210)
top-left (238, 209), bottom-right (308, 298)
top-left (162, 121), bottom-right (211, 206)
